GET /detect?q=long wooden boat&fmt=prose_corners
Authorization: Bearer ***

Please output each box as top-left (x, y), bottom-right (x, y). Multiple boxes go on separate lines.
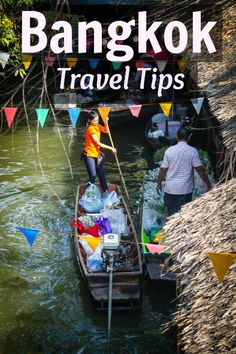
top-left (74, 183), bottom-right (143, 309)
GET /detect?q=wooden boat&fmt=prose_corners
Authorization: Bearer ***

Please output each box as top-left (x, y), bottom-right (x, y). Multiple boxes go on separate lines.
top-left (145, 113), bottom-right (182, 150)
top-left (140, 177), bottom-right (176, 282)
top-left (74, 183), bottom-right (143, 309)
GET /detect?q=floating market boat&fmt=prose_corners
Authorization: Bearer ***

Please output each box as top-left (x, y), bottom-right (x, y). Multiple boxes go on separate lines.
top-left (145, 113), bottom-right (182, 150)
top-left (74, 183), bottom-right (143, 309)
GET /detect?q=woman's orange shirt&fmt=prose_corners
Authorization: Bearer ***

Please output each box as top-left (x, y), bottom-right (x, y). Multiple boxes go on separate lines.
top-left (84, 124), bottom-right (108, 157)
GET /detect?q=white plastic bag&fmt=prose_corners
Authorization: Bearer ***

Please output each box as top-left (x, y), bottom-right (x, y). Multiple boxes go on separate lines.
top-left (79, 184), bottom-right (103, 213)
top-left (143, 208), bottom-right (158, 230)
top-left (102, 208), bottom-right (128, 234)
top-left (87, 243), bottom-right (103, 272)
top-left (102, 191), bottom-right (120, 210)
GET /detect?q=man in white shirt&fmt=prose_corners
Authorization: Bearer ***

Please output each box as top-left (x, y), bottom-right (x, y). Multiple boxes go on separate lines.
top-left (156, 127), bottom-right (211, 216)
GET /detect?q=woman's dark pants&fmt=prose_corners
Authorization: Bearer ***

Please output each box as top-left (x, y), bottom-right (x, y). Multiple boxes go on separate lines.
top-left (164, 192), bottom-right (192, 216)
top-left (84, 156), bottom-right (108, 192)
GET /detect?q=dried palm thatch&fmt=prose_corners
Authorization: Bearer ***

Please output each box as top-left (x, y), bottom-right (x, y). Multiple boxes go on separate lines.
top-left (193, 3), bottom-right (236, 180)
top-left (164, 178), bottom-right (236, 353)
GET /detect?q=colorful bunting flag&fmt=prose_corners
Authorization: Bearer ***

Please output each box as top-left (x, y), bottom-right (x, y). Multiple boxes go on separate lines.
top-left (79, 235), bottom-right (102, 252)
top-left (67, 58), bottom-right (78, 68)
top-left (178, 60), bottom-right (188, 73)
top-left (208, 252), bottom-right (236, 283)
top-left (191, 97), bottom-right (205, 115)
top-left (128, 105), bottom-right (142, 118)
top-left (112, 62), bottom-right (122, 71)
top-left (0, 51), bottom-right (10, 68)
top-left (88, 58), bottom-right (99, 70)
top-left (22, 54), bottom-right (33, 70)
top-left (44, 56), bottom-right (56, 67)
top-left (3, 107), bottom-right (18, 128)
top-left (146, 244), bottom-right (167, 254)
top-left (135, 60), bottom-right (145, 69)
top-left (97, 106), bottom-right (111, 123)
top-left (15, 227), bottom-right (40, 247)
top-left (156, 60), bottom-right (167, 73)
top-left (160, 102), bottom-right (172, 117)
top-left (35, 108), bottom-right (49, 128)
top-left (68, 108), bottom-right (81, 127)
top-left (98, 107), bottom-right (111, 123)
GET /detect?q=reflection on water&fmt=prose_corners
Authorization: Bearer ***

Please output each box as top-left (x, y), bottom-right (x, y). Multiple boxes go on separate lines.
top-left (0, 122), bottom-right (176, 353)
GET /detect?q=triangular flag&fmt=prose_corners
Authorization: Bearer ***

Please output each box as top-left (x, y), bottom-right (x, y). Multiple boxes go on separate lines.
top-left (35, 108), bottom-right (49, 128)
top-left (208, 252), bottom-right (236, 283)
top-left (0, 51), bottom-right (10, 68)
top-left (135, 60), bottom-right (145, 69)
top-left (178, 60), bottom-right (188, 73)
top-left (88, 58), bottom-right (99, 70)
top-left (112, 62), bottom-right (122, 71)
top-left (191, 97), bottom-right (205, 115)
top-left (44, 56), bottom-right (56, 67)
top-left (146, 244), bottom-right (166, 254)
top-left (79, 236), bottom-right (102, 252)
top-left (156, 60), bottom-right (167, 73)
top-left (68, 108), bottom-right (81, 127)
top-left (22, 54), bottom-right (33, 70)
top-left (15, 227), bottom-right (40, 247)
top-left (128, 105), bottom-right (142, 118)
top-left (67, 57), bottom-right (78, 68)
top-left (97, 106), bottom-right (111, 123)
top-left (3, 107), bottom-right (18, 128)
top-left (160, 102), bottom-right (172, 117)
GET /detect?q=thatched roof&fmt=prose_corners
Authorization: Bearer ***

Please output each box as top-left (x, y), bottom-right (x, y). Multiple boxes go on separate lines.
top-left (192, 3), bottom-right (236, 180)
top-left (164, 178), bottom-right (236, 353)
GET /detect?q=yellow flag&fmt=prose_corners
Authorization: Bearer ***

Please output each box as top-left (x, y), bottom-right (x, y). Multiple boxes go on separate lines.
top-left (178, 60), bottom-right (188, 73)
top-left (97, 107), bottom-right (111, 123)
top-left (208, 252), bottom-right (236, 283)
top-left (79, 236), bottom-right (102, 252)
top-left (67, 58), bottom-right (77, 68)
top-left (160, 102), bottom-right (172, 117)
top-left (22, 54), bottom-right (33, 70)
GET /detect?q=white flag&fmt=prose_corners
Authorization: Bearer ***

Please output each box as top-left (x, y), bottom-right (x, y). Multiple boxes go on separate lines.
top-left (0, 52), bottom-right (10, 68)
top-left (191, 97), bottom-right (204, 115)
top-left (156, 61), bottom-right (167, 73)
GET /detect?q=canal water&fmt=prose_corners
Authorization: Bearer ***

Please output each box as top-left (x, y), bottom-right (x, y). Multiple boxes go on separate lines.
top-left (0, 118), bottom-right (176, 354)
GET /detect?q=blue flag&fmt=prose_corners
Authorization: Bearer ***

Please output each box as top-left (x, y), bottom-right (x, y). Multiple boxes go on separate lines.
top-left (88, 58), bottom-right (99, 70)
top-left (68, 108), bottom-right (81, 127)
top-left (16, 227), bottom-right (40, 247)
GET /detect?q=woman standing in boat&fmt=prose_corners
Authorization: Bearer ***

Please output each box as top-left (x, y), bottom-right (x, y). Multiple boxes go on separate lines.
top-left (82, 111), bottom-right (117, 192)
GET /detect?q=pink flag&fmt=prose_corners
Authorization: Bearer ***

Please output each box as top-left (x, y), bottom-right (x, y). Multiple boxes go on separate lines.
top-left (3, 107), bottom-right (18, 127)
top-left (146, 244), bottom-right (166, 254)
top-left (128, 105), bottom-right (142, 118)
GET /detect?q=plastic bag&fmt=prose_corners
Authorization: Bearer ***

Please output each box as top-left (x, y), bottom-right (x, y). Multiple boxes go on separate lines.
top-left (102, 191), bottom-right (120, 210)
top-left (87, 243), bottom-right (103, 272)
top-left (93, 216), bottom-right (111, 236)
top-left (143, 208), bottom-right (158, 230)
top-left (102, 208), bottom-right (128, 234)
top-left (79, 184), bottom-right (103, 213)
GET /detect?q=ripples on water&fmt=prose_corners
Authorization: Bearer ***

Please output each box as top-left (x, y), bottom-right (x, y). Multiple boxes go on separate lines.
top-left (0, 124), bottom-right (176, 353)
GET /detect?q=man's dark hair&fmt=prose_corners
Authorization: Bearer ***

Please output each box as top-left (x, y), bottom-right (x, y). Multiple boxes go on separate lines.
top-left (87, 110), bottom-right (98, 121)
top-left (177, 127), bottom-right (192, 141)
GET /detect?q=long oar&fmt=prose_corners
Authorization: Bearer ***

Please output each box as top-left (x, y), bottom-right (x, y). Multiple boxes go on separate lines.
top-left (106, 120), bottom-right (131, 209)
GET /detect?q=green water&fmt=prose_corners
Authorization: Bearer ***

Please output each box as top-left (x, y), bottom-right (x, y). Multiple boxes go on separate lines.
top-left (0, 122), bottom-right (176, 354)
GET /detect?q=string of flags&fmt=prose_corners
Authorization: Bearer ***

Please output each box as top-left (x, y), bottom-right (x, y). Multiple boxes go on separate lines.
top-left (15, 226), bottom-right (236, 283)
top-left (1, 97), bottom-right (205, 128)
top-left (0, 51), bottom-right (189, 73)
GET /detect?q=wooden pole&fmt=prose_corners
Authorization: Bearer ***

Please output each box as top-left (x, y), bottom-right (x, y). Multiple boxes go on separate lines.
top-left (106, 121), bottom-right (132, 210)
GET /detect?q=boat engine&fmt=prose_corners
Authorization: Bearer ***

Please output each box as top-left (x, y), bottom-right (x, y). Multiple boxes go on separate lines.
top-left (102, 233), bottom-right (131, 271)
